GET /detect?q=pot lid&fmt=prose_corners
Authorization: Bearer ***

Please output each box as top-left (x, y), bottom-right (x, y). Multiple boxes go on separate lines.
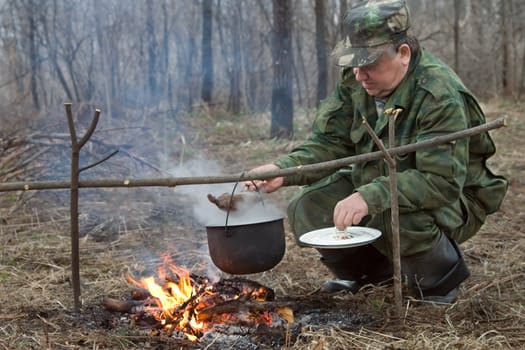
top-left (299, 226), bottom-right (382, 249)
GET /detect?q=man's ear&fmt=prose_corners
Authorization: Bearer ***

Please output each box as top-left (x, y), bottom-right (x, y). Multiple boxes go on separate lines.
top-left (399, 44), bottom-right (411, 66)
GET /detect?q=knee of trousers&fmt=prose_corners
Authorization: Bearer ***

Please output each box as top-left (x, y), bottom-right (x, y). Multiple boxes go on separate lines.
top-left (287, 188), bottom-right (338, 244)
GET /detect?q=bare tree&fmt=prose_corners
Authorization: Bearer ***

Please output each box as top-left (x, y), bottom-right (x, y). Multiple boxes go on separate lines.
top-left (244, 0), bottom-right (272, 112)
top-left (146, 1), bottom-right (159, 105)
top-left (228, 3), bottom-right (242, 115)
top-left (501, 0), bottom-right (516, 97)
top-left (521, 47), bottom-right (525, 98)
top-left (315, 0), bottom-right (328, 106)
top-left (270, 0), bottom-right (293, 139)
top-left (25, 0), bottom-right (40, 109)
top-left (0, 0), bottom-right (522, 127)
top-left (339, 0), bottom-right (349, 39)
top-left (453, 0), bottom-right (461, 73)
top-left (41, 1), bottom-right (74, 102)
top-left (201, 0), bottom-right (214, 104)
top-left (290, 2), bottom-right (309, 108)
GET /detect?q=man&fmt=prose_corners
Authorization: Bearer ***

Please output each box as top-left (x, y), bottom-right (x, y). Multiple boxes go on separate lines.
top-left (245, 0), bottom-right (507, 302)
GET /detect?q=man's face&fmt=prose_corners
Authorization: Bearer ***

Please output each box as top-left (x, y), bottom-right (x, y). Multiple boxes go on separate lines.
top-left (352, 46), bottom-right (410, 98)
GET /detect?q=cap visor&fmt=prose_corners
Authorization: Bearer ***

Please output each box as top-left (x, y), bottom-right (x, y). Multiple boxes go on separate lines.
top-left (331, 41), bottom-right (388, 68)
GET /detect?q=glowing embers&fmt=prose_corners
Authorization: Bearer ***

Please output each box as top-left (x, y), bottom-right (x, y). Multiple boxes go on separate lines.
top-left (104, 255), bottom-right (293, 341)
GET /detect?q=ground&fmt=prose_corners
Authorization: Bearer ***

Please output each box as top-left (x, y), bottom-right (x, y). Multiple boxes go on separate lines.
top-left (0, 100), bottom-right (523, 349)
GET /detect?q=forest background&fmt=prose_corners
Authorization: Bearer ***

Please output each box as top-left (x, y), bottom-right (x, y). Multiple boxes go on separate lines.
top-left (0, 0), bottom-right (523, 138)
top-left (0, 1), bottom-right (524, 349)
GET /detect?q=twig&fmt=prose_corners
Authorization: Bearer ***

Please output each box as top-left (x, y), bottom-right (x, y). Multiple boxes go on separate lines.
top-left (79, 150), bottom-right (119, 173)
top-left (0, 144), bottom-right (35, 169)
top-left (0, 146), bottom-right (50, 177)
top-left (78, 110), bottom-right (100, 148)
top-left (28, 132), bottom-right (166, 175)
top-left (465, 273), bottom-right (524, 295)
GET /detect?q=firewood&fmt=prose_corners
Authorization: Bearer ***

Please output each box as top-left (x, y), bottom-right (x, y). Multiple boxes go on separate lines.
top-left (196, 299), bottom-right (290, 322)
top-left (218, 277), bottom-right (275, 301)
top-left (103, 297), bottom-right (143, 313)
top-left (130, 288), bottom-right (151, 300)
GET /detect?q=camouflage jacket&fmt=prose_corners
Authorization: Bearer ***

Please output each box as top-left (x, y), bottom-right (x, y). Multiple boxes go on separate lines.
top-left (274, 48), bottom-right (507, 255)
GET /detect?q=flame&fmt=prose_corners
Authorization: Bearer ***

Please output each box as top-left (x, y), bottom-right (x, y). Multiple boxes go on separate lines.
top-left (128, 255), bottom-right (205, 340)
top-left (127, 254), bottom-right (287, 341)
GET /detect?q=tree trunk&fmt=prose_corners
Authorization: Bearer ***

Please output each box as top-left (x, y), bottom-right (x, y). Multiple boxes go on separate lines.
top-left (315, 0), bottom-right (327, 106)
top-left (228, 3), bottom-right (242, 115)
top-left (146, 1), bottom-right (158, 105)
top-left (201, 0), bottom-right (214, 104)
top-left (453, 0), bottom-right (461, 73)
top-left (162, 0), bottom-right (170, 105)
top-left (500, 0), bottom-right (515, 96)
top-left (291, 30), bottom-right (303, 107)
top-left (42, 2), bottom-right (74, 102)
top-left (270, 0), bottom-right (293, 139)
top-left (187, 36), bottom-right (196, 112)
top-left (520, 44), bottom-right (525, 98)
top-left (27, 0), bottom-right (40, 109)
top-left (339, 0), bottom-right (348, 39)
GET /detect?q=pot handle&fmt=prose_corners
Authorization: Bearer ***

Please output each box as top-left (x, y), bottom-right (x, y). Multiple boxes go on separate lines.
top-left (224, 172), bottom-right (265, 236)
top-left (224, 174), bottom-right (243, 237)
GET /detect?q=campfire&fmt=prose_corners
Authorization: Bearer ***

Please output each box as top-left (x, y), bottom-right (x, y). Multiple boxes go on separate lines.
top-left (103, 255), bottom-right (293, 341)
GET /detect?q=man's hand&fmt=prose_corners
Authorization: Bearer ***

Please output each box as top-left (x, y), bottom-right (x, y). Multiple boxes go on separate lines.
top-left (243, 164), bottom-right (284, 193)
top-left (333, 192), bottom-right (369, 231)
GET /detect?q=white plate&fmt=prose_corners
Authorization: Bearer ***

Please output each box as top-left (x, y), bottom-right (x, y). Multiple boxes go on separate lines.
top-left (299, 226), bottom-right (382, 249)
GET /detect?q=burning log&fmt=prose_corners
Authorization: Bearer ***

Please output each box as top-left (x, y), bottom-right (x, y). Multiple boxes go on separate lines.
top-left (130, 288), bottom-right (150, 301)
top-left (106, 260), bottom-right (291, 341)
top-left (103, 297), bottom-right (145, 313)
top-left (196, 299), bottom-right (292, 322)
top-left (215, 277), bottom-right (275, 301)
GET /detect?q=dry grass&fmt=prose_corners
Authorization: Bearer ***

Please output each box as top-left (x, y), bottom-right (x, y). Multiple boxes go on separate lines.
top-left (0, 100), bottom-right (524, 349)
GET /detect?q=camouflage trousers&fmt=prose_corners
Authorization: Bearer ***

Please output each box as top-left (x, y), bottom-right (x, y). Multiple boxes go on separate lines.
top-left (286, 171), bottom-right (484, 254)
top-left (286, 171), bottom-right (394, 282)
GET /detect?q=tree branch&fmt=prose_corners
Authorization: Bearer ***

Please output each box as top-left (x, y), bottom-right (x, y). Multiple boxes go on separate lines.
top-left (0, 117), bottom-right (506, 193)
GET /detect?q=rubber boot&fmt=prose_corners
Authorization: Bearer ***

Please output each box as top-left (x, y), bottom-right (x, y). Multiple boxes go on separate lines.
top-left (319, 257), bottom-right (361, 293)
top-left (401, 233), bottom-right (470, 302)
top-left (318, 245), bottom-right (392, 293)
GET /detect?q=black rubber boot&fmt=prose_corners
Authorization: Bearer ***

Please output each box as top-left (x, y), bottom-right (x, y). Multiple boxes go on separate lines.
top-left (401, 233), bottom-right (470, 302)
top-left (318, 245), bottom-right (393, 293)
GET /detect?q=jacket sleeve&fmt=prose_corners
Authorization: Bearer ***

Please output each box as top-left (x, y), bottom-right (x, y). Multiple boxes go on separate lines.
top-left (274, 74), bottom-right (356, 186)
top-left (358, 94), bottom-right (469, 215)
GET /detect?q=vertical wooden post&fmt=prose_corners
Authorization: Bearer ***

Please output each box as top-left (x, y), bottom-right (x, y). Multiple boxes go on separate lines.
top-left (386, 108), bottom-right (403, 317)
top-left (65, 103), bottom-right (101, 313)
top-left (65, 103), bottom-right (81, 312)
top-left (362, 108), bottom-right (404, 318)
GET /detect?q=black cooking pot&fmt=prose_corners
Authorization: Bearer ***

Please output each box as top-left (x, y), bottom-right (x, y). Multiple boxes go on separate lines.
top-left (206, 217), bottom-right (285, 275)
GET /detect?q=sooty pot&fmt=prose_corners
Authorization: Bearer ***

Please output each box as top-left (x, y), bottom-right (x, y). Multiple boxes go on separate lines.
top-left (205, 217), bottom-right (285, 275)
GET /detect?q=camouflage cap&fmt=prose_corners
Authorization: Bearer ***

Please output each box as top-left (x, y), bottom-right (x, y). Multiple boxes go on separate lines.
top-left (332, 0), bottom-right (411, 68)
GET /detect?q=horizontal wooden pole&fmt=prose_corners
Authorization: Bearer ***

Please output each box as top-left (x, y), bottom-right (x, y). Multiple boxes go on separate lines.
top-left (0, 118), bottom-right (506, 192)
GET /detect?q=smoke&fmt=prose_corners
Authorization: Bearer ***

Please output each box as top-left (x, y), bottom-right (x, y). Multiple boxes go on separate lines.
top-left (165, 157), bottom-right (284, 227)
top-left (159, 157), bottom-right (284, 279)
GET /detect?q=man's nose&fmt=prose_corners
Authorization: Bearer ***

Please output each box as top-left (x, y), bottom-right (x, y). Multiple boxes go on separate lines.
top-left (354, 67), bottom-right (368, 81)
